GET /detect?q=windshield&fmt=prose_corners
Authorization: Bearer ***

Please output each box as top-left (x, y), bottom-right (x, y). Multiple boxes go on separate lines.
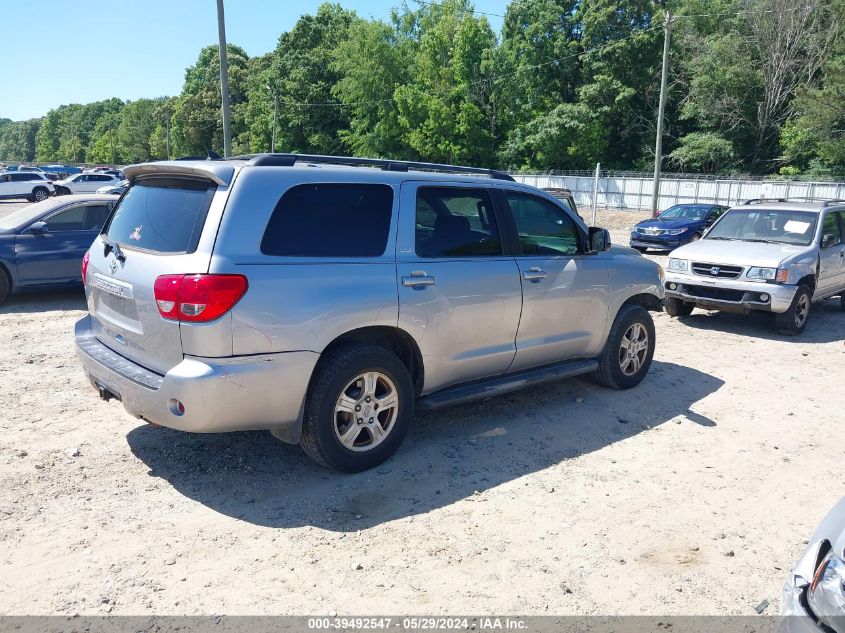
top-left (658, 205), bottom-right (711, 221)
top-left (705, 209), bottom-right (818, 245)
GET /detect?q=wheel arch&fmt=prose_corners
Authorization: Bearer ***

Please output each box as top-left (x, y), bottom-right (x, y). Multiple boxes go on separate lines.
top-left (622, 292), bottom-right (664, 313)
top-left (797, 274), bottom-right (816, 294)
top-left (319, 326), bottom-right (425, 396)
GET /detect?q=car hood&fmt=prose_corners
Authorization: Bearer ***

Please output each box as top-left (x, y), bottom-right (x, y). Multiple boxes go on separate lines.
top-left (635, 217), bottom-right (701, 230)
top-left (670, 238), bottom-right (806, 268)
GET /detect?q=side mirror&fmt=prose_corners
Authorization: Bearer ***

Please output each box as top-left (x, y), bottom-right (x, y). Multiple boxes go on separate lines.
top-left (822, 233), bottom-right (838, 249)
top-left (589, 227), bottom-right (611, 252)
top-left (29, 221), bottom-right (48, 235)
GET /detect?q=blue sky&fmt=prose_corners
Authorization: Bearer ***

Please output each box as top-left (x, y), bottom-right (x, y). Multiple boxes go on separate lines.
top-left (0, 0), bottom-right (508, 121)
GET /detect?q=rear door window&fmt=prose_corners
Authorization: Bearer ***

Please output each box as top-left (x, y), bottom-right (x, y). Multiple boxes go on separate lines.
top-left (415, 187), bottom-right (502, 258)
top-left (104, 177), bottom-right (216, 253)
top-left (261, 183), bottom-right (394, 257)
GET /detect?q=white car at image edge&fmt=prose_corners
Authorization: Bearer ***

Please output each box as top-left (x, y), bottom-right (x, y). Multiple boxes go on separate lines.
top-left (54, 173), bottom-right (121, 196)
top-left (0, 171), bottom-right (55, 202)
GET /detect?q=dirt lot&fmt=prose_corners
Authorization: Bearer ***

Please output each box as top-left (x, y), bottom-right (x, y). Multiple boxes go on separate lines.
top-left (1, 200), bottom-right (844, 616)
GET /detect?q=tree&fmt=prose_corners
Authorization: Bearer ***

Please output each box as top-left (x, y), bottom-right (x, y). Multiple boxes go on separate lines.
top-left (269, 3), bottom-right (356, 154)
top-left (393, 0), bottom-right (501, 166)
top-left (171, 44), bottom-right (251, 157)
top-left (668, 131), bottom-right (735, 172)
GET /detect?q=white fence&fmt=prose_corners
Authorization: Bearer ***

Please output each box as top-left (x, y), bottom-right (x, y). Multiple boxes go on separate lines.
top-left (513, 173), bottom-right (845, 211)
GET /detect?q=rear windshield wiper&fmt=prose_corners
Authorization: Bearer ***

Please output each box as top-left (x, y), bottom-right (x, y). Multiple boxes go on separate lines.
top-left (102, 237), bottom-right (126, 262)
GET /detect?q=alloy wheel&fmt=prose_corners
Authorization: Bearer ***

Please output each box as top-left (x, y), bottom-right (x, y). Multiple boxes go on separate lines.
top-left (333, 371), bottom-right (399, 452)
top-left (618, 322), bottom-right (649, 376)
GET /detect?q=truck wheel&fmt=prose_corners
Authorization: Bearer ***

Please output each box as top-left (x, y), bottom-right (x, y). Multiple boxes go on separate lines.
top-left (774, 284), bottom-right (812, 336)
top-left (592, 304), bottom-right (656, 390)
top-left (300, 344), bottom-right (414, 472)
top-left (665, 297), bottom-right (694, 317)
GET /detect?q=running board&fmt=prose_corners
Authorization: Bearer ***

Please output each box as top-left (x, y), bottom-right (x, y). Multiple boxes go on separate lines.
top-left (417, 358), bottom-right (599, 411)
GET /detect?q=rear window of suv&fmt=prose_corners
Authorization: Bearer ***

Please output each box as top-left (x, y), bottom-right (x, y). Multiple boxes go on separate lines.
top-left (104, 177), bottom-right (215, 253)
top-left (261, 183), bottom-right (393, 257)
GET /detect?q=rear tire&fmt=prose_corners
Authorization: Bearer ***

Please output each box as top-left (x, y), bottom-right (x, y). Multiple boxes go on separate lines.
top-left (592, 304), bottom-right (656, 390)
top-left (774, 284), bottom-right (812, 336)
top-left (32, 186), bottom-right (49, 202)
top-left (665, 297), bottom-right (694, 317)
top-left (300, 344), bottom-right (414, 472)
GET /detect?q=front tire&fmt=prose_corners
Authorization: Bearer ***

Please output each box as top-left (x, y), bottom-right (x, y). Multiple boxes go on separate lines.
top-left (592, 304), bottom-right (656, 390)
top-left (0, 267), bottom-right (9, 304)
top-left (688, 233), bottom-right (702, 243)
top-left (665, 297), bottom-right (694, 317)
top-left (54, 186), bottom-right (69, 196)
top-left (774, 284), bottom-right (812, 336)
top-left (300, 344), bottom-right (414, 472)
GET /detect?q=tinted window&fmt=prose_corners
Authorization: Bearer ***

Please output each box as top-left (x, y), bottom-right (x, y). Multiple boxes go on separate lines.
top-left (93, 175), bottom-right (112, 182)
top-left (83, 204), bottom-right (111, 230)
top-left (659, 204), bottom-right (711, 220)
top-left (505, 191), bottom-right (580, 256)
top-left (11, 173), bottom-right (37, 182)
top-left (261, 183), bottom-right (393, 257)
top-left (415, 188), bottom-right (502, 258)
top-left (105, 177), bottom-right (215, 253)
top-left (44, 206), bottom-right (87, 231)
top-left (821, 211), bottom-right (842, 248)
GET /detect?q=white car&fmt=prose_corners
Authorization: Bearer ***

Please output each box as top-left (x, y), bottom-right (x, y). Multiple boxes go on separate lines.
top-left (0, 171), bottom-right (55, 202)
top-left (663, 199), bottom-right (845, 335)
top-left (54, 173), bottom-right (121, 196)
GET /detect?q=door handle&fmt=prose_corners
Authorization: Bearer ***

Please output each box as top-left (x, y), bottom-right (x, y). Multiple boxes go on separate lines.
top-left (522, 267), bottom-right (548, 281)
top-left (402, 272), bottom-right (436, 288)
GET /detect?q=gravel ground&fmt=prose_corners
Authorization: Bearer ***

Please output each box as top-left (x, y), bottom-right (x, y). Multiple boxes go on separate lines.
top-left (1, 199), bottom-right (843, 616)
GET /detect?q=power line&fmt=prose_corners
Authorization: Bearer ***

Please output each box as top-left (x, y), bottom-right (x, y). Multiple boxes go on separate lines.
top-left (412, 0), bottom-right (506, 19)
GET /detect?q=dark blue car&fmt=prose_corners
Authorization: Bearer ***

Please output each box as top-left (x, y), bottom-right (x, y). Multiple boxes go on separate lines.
top-left (0, 195), bottom-right (116, 303)
top-left (629, 203), bottom-right (729, 252)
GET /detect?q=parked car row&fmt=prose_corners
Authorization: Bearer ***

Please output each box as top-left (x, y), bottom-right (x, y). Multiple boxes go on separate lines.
top-left (0, 169), bottom-right (124, 202)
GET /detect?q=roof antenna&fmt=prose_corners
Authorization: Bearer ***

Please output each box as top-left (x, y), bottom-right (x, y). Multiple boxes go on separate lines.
top-left (207, 150), bottom-right (223, 161)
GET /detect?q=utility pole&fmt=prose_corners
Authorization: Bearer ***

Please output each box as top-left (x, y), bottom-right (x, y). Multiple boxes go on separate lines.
top-left (651, 2), bottom-right (672, 215)
top-left (267, 84), bottom-right (278, 152)
top-left (216, 0), bottom-right (233, 157)
top-left (165, 117), bottom-right (171, 160)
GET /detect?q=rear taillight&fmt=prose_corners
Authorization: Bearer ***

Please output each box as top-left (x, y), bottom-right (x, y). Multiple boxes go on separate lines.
top-left (154, 274), bottom-right (248, 323)
top-left (81, 251), bottom-right (90, 286)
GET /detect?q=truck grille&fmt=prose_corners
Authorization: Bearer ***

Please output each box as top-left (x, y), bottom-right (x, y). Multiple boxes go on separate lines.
top-left (684, 285), bottom-right (745, 302)
top-left (691, 262), bottom-right (743, 279)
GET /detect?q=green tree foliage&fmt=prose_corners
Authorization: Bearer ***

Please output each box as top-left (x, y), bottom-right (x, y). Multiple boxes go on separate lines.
top-left (2, 0), bottom-right (844, 177)
top-left (270, 3), bottom-right (356, 154)
top-left (171, 44), bottom-right (251, 157)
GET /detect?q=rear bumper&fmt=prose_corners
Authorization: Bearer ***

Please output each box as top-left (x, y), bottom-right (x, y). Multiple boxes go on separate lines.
top-left (74, 315), bottom-right (318, 441)
top-left (664, 271), bottom-right (796, 314)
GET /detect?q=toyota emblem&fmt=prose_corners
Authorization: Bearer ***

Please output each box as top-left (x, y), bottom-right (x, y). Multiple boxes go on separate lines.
top-left (109, 259), bottom-right (119, 274)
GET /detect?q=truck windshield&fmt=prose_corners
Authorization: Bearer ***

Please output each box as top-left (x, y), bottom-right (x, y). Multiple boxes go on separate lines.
top-left (705, 209), bottom-right (818, 246)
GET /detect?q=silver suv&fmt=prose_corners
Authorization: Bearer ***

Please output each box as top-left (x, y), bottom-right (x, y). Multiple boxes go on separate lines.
top-left (664, 198), bottom-right (845, 335)
top-left (74, 154), bottom-right (664, 472)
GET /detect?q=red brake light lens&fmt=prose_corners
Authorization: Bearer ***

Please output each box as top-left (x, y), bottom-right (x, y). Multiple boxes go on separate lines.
top-left (153, 274), bottom-right (248, 323)
top-left (81, 251), bottom-right (90, 286)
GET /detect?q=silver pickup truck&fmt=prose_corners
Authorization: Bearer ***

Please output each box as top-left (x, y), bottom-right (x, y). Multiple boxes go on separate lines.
top-left (664, 199), bottom-right (845, 335)
top-left (74, 154), bottom-right (664, 472)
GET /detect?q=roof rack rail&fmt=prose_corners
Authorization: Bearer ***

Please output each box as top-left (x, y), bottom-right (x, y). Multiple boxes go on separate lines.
top-left (743, 197), bottom-right (845, 206)
top-left (241, 153), bottom-right (515, 181)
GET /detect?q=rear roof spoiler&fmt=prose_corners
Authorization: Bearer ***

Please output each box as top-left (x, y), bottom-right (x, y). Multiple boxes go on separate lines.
top-left (123, 162), bottom-right (235, 187)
